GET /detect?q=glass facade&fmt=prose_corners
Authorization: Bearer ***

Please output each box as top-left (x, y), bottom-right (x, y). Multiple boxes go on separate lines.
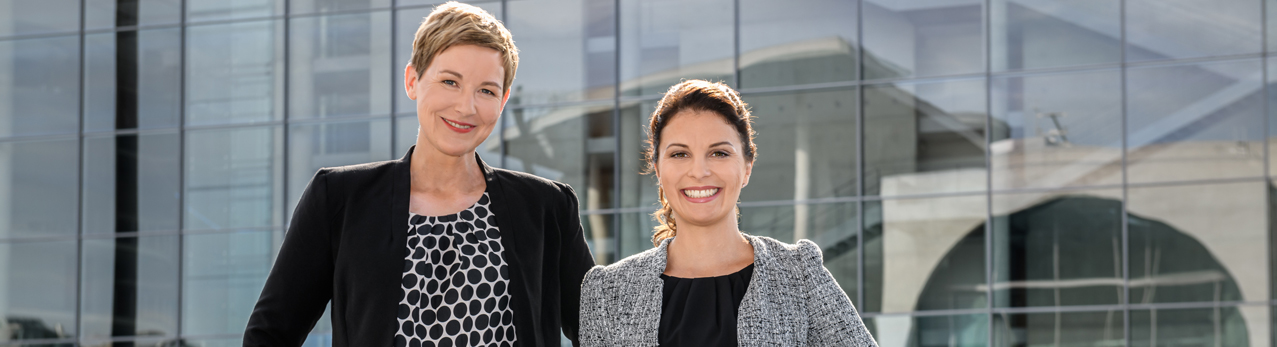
top-left (0, 0), bottom-right (1274, 346)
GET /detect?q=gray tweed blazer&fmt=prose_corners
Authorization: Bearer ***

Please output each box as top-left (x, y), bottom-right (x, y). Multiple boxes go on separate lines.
top-left (579, 234), bottom-right (878, 346)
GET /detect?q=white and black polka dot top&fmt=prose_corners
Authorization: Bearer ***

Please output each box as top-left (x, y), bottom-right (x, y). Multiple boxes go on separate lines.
top-left (396, 192), bottom-right (517, 347)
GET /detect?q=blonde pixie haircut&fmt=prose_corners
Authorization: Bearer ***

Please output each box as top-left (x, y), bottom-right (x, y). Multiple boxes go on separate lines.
top-left (411, 1), bottom-right (518, 94)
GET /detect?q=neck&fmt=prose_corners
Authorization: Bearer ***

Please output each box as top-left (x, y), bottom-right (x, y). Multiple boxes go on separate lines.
top-left (410, 142), bottom-right (484, 195)
top-left (666, 217), bottom-right (753, 275)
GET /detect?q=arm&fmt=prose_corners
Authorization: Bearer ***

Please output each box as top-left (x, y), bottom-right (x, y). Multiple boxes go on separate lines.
top-left (798, 240), bottom-right (878, 347)
top-left (244, 170), bottom-right (336, 347)
top-left (557, 183), bottom-right (597, 346)
top-left (575, 267), bottom-right (608, 346)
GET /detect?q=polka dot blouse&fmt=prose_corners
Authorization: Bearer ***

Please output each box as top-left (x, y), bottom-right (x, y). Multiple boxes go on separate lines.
top-left (396, 193), bottom-right (517, 347)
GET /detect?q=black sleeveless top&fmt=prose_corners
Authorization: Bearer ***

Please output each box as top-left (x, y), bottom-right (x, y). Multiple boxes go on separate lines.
top-left (657, 263), bottom-right (755, 347)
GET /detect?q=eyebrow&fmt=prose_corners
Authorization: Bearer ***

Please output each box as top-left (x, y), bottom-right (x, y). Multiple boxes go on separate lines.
top-left (664, 141), bottom-right (735, 151)
top-left (440, 69), bottom-right (504, 91)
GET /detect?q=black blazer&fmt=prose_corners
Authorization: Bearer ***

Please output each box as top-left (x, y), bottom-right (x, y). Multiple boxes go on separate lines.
top-left (244, 147), bottom-right (596, 346)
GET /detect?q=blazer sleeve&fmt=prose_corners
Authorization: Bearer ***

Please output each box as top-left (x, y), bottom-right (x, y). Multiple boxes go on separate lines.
top-left (244, 170), bottom-right (337, 347)
top-left (798, 240), bottom-right (878, 347)
top-left (556, 182), bottom-right (598, 346)
top-left (575, 267), bottom-right (608, 346)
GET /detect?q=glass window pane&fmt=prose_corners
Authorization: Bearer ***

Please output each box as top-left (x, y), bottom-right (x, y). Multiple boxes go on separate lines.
top-left (83, 132), bottom-right (181, 234)
top-left (185, 126), bottom-right (284, 231)
top-left (863, 0), bottom-right (984, 80)
top-left (0, 0), bottom-right (81, 37)
top-left (287, 119), bottom-right (392, 220)
top-left (186, 0), bottom-right (284, 23)
top-left (0, 35), bottom-right (81, 138)
top-left (0, 138), bottom-right (78, 239)
top-left (1268, 57), bottom-right (1277, 176)
top-left (0, 239), bottom-right (77, 341)
top-left (617, 100), bottom-right (659, 209)
top-left (398, 0), bottom-right (499, 8)
top-left (1128, 181), bottom-right (1268, 304)
top-left (1271, 179), bottom-right (1276, 301)
top-left (1126, 0), bottom-right (1261, 63)
top-left (619, 0), bottom-right (734, 97)
top-left (865, 314), bottom-right (988, 347)
top-left (991, 69), bottom-right (1122, 190)
top-left (186, 20), bottom-right (285, 127)
top-left (864, 195), bottom-right (987, 313)
top-left (745, 88), bottom-right (857, 202)
top-left (394, 3), bottom-right (503, 116)
top-left (81, 235), bottom-right (179, 339)
top-left (990, 0), bottom-right (1120, 72)
top-left (503, 104), bottom-right (615, 211)
top-left (1126, 60), bottom-right (1265, 184)
top-left (394, 115), bottom-right (419, 157)
top-left (507, 0), bottom-right (616, 106)
top-left (618, 212), bottom-right (658, 259)
top-left (864, 78), bottom-right (987, 197)
top-left (291, 0), bottom-right (390, 15)
top-left (992, 188), bottom-right (1124, 308)
top-left (1131, 305), bottom-right (1268, 347)
top-left (740, 202), bottom-right (858, 302)
top-left (85, 0), bottom-right (182, 30)
top-left (289, 11), bottom-right (392, 120)
top-left (182, 230), bottom-right (280, 336)
top-left (738, 0), bottom-right (858, 88)
top-left (84, 28), bottom-right (183, 132)
top-left (993, 310), bottom-right (1123, 346)
top-left (581, 213), bottom-right (614, 265)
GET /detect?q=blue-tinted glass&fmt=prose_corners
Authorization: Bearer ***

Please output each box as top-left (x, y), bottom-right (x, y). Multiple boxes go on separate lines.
top-left (81, 235), bottom-right (179, 339)
top-left (287, 119), bottom-right (392, 220)
top-left (1131, 305), bottom-right (1265, 346)
top-left (617, 100), bottom-right (658, 209)
top-left (863, 0), bottom-right (984, 80)
top-left (738, 0), bottom-right (858, 88)
top-left (184, 126), bottom-right (284, 231)
top-left (0, 138), bottom-right (78, 239)
top-left (0, 0), bottom-right (81, 37)
top-left (0, 35), bottom-right (80, 138)
top-left (182, 230), bottom-right (280, 336)
top-left (186, 0), bottom-right (284, 23)
top-left (990, 0), bottom-right (1120, 72)
top-left (85, 0), bottom-right (182, 30)
top-left (992, 189), bottom-right (1124, 307)
top-left (394, 115), bottom-right (419, 156)
top-left (503, 104), bottom-right (614, 210)
top-left (740, 202), bottom-right (858, 301)
top-left (83, 132), bottom-right (181, 234)
top-left (1127, 0), bottom-right (1261, 62)
top-left (1126, 60), bottom-right (1264, 184)
top-left (744, 88), bottom-right (857, 202)
top-left (580, 213), bottom-right (614, 265)
top-left (991, 69), bottom-right (1123, 190)
top-left (507, 0), bottom-right (616, 106)
top-left (291, 0), bottom-right (389, 14)
top-left (863, 78), bottom-right (987, 196)
top-left (84, 28), bottom-right (183, 132)
top-left (618, 212), bottom-right (657, 260)
top-left (619, 0), bottom-right (735, 97)
top-left (1268, 57), bottom-right (1277, 177)
top-left (863, 195), bottom-right (987, 313)
top-left (1128, 181), bottom-right (1267, 304)
top-left (993, 310), bottom-right (1123, 346)
top-left (394, 3), bottom-right (503, 116)
top-left (186, 20), bottom-right (285, 126)
top-left (397, 0), bottom-right (499, 10)
top-left (289, 11), bottom-right (392, 120)
top-left (865, 314), bottom-right (988, 347)
top-left (0, 239), bottom-right (78, 341)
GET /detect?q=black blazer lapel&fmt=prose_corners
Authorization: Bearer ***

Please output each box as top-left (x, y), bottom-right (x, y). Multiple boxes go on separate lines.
top-left (476, 154), bottom-right (539, 346)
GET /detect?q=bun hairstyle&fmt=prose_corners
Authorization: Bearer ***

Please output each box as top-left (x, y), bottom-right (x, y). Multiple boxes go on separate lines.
top-left (646, 80), bottom-right (757, 246)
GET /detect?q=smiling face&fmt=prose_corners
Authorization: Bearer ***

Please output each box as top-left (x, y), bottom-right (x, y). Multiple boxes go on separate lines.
top-left (405, 44), bottom-right (509, 158)
top-left (655, 109), bottom-right (754, 229)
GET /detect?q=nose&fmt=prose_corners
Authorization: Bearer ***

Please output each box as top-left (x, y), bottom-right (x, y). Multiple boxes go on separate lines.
top-left (687, 155), bottom-right (711, 179)
top-left (455, 89), bottom-right (478, 116)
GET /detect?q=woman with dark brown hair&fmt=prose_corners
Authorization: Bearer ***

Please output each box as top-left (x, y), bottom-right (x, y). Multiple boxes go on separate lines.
top-left (577, 80), bottom-right (877, 346)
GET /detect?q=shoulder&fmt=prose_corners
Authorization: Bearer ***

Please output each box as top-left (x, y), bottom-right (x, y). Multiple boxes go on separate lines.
top-left (749, 235), bottom-right (824, 272)
top-left (314, 159), bottom-right (400, 187)
top-left (490, 167), bottom-right (576, 200)
top-left (583, 243), bottom-right (665, 288)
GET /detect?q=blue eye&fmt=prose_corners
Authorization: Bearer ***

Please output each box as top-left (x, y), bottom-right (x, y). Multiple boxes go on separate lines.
top-left (480, 88), bottom-right (497, 96)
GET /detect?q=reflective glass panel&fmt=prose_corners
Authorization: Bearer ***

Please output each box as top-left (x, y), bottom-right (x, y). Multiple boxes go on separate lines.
top-left (291, 0), bottom-right (390, 14)
top-left (84, 28), bottom-right (183, 132)
top-left (289, 11), bottom-right (392, 120)
top-left (0, 239), bottom-right (77, 341)
top-left (617, 100), bottom-right (659, 209)
top-left (740, 202), bottom-right (858, 301)
top-left (0, 0), bottom-right (80, 37)
top-left (184, 126), bottom-right (284, 231)
top-left (507, 0), bottom-right (616, 106)
top-left (862, 0), bottom-right (984, 80)
top-left (738, 0), bottom-right (858, 88)
top-left (865, 314), bottom-right (988, 347)
top-left (1126, 0), bottom-right (1262, 62)
top-left (1131, 305), bottom-right (1268, 347)
top-left (398, 0), bottom-right (499, 8)
top-left (863, 195), bottom-right (987, 313)
top-left (1127, 60), bottom-right (1265, 184)
top-left (992, 310), bottom-right (1124, 347)
top-left (580, 213), bottom-right (614, 265)
top-left (503, 104), bottom-right (615, 210)
top-left (394, 115), bottom-right (419, 157)
top-left (82, 337), bottom-right (180, 347)
top-left (85, 0), bottom-right (182, 30)
top-left (186, 20), bottom-right (285, 126)
top-left (82, 132), bottom-right (181, 234)
top-left (989, 0), bottom-right (1120, 72)
top-left (0, 138), bottom-right (78, 239)
top-left (394, 3), bottom-right (503, 115)
top-left (864, 78), bottom-right (987, 197)
top-left (618, 212), bottom-right (659, 259)
top-left (1268, 57), bottom-right (1277, 176)
top-left (619, 0), bottom-right (734, 97)
top-left (80, 235), bottom-right (179, 339)
top-left (0, 35), bottom-right (81, 138)
top-left (1128, 181), bottom-right (1268, 304)
top-left (287, 119), bottom-right (392, 219)
top-left (186, 0), bottom-right (284, 23)
top-left (991, 69), bottom-right (1122, 190)
top-left (744, 88), bottom-right (857, 202)
top-left (182, 230), bottom-right (280, 336)
top-left (992, 188), bottom-right (1124, 308)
